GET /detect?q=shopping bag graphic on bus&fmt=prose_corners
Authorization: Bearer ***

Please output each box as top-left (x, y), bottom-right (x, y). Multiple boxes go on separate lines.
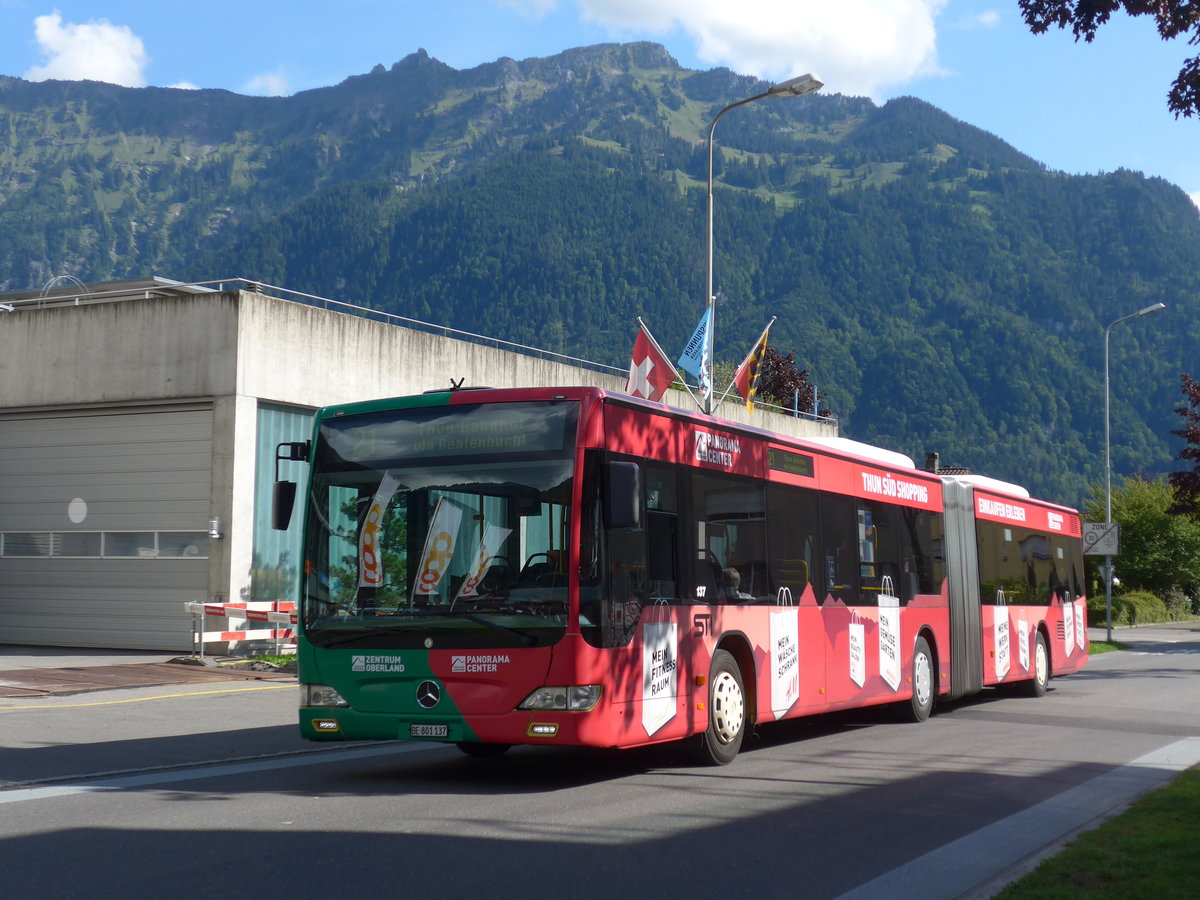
top-left (878, 577), bottom-right (902, 692)
top-left (994, 590), bottom-right (1011, 681)
top-left (770, 608), bottom-right (800, 719)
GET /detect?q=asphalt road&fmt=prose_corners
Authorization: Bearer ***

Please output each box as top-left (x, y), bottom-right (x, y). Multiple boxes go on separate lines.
top-left (2, 623), bottom-right (1199, 899)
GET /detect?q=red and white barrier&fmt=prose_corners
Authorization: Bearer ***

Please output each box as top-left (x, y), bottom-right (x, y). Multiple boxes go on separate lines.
top-left (185, 601), bottom-right (297, 657)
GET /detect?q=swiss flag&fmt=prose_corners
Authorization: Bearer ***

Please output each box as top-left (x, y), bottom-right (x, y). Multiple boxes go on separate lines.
top-left (625, 323), bottom-right (675, 402)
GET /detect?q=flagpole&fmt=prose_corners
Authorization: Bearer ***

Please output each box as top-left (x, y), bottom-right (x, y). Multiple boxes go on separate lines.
top-left (702, 74), bottom-right (822, 416)
top-left (636, 317), bottom-right (702, 408)
top-left (718, 316), bottom-right (775, 405)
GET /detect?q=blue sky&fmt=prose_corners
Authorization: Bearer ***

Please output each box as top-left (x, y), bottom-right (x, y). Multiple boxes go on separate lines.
top-left (2, 1), bottom-right (1198, 205)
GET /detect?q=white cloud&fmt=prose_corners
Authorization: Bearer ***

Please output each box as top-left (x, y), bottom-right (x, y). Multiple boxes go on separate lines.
top-left (169, 81), bottom-right (200, 91)
top-left (242, 70), bottom-right (290, 96)
top-left (492, 0), bottom-right (558, 18)
top-left (24, 12), bottom-right (149, 87)
top-left (952, 10), bottom-right (1001, 30)
top-left (1190, 191), bottom-right (1200, 211)
top-left (575, 0), bottom-right (949, 99)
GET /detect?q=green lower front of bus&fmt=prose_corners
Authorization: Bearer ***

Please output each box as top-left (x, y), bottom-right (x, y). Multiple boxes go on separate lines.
top-left (299, 682), bottom-right (476, 743)
top-left (298, 681), bottom-right (605, 745)
top-left (301, 708), bottom-right (477, 743)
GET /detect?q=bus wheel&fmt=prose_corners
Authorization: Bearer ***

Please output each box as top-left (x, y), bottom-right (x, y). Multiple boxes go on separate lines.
top-left (456, 742), bottom-right (511, 759)
top-left (694, 649), bottom-right (746, 766)
top-left (1024, 632), bottom-right (1050, 698)
top-left (907, 636), bottom-right (934, 723)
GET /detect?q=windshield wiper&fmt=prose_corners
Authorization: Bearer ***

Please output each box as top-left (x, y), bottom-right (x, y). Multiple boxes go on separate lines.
top-left (315, 623), bottom-right (424, 648)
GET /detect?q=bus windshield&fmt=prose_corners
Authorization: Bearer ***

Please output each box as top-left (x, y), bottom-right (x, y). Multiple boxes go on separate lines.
top-left (301, 401), bottom-right (577, 650)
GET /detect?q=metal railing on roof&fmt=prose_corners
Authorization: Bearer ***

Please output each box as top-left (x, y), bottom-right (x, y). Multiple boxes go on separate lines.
top-left (3, 275), bottom-right (837, 424)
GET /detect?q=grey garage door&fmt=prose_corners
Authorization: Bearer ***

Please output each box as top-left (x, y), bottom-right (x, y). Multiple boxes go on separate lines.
top-left (0, 405), bottom-right (213, 650)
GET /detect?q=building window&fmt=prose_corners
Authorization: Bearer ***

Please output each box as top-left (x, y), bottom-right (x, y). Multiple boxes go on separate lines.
top-left (0, 531), bottom-right (209, 559)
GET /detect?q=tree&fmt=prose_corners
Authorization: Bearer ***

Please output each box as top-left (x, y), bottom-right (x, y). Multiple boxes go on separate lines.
top-left (1168, 373), bottom-right (1200, 516)
top-left (756, 347), bottom-right (834, 418)
top-left (1019, 1), bottom-right (1200, 117)
top-left (1083, 475), bottom-right (1200, 595)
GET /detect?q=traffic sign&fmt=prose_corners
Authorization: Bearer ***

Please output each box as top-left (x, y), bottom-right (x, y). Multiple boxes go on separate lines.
top-left (1083, 522), bottom-right (1119, 556)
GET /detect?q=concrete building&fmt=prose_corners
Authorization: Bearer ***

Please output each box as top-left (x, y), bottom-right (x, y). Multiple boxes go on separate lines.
top-left (0, 278), bottom-right (837, 650)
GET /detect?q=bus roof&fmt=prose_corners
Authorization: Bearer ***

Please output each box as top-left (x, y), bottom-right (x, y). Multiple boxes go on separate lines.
top-left (313, 386), bottom-right (1069, 507)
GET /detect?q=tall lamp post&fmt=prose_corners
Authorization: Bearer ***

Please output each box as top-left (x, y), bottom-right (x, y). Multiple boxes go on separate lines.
top-left (1104, 301), bottom-right (1166, 642)
top-left (703, 73), bottom-right (823, 413)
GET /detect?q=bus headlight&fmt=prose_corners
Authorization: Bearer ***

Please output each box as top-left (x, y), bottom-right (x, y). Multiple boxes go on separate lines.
top-left (519, 685), bottom-right (601, 711)
top-left (301, 683), bottom-right (349, 707)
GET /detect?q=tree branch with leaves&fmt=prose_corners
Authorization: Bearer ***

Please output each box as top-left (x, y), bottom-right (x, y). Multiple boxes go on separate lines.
top-left (1168, 372), bottom-right (1200, 516)
top-left (1019, 1), bottom-right (1200, 117)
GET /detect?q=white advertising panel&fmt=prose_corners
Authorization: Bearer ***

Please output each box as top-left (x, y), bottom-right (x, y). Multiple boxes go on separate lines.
top-left (642, 622), bottom-right (678, 736)
top-left (878, 594), bottom-right (902, 692)
top-left (770, 609), bottom-right (800, 719)
top-left (849, 620), bottom-right (865, 687)
top-left (995, 608), bottom-right (1010, 680)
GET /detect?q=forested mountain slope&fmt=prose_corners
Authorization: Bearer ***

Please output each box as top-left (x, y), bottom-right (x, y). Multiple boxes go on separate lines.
top-left (3, 42), bottom-right (1198, 504)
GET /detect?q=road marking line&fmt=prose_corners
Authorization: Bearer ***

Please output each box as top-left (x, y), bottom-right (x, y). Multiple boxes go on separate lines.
top-left (0, 742), bottom-right (445, 805)
top-left (0, 683), bottom-right (293, 711)
top-left (836, 737), bottom-right (1200, 899)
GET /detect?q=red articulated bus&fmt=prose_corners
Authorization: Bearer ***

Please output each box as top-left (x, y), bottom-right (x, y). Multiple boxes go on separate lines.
top-left (273, 386), bottom-right (1087, 764)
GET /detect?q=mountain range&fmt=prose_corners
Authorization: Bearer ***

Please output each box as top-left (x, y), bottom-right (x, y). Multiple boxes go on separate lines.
top-left (3, 41), bottom-right (1199, 506)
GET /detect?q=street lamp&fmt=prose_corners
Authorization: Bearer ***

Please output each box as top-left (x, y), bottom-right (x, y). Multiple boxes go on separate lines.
top-left (1103, 301), bottom-right (1166, 641)
top-left (703, 73), bottom-right (823, 413)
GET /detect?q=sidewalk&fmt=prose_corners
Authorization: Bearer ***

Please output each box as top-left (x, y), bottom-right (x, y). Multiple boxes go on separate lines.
top-left (0, 644), bottom-right (296, 698)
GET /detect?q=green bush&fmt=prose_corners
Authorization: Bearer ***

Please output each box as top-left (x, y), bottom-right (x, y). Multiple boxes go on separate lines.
top-left (1164, 589), bottom-right (1194, 620)
top-left (1087, 590), bottom-right (1164, 626)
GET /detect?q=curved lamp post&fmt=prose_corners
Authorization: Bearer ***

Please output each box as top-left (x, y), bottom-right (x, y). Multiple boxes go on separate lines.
top-left (703, 73), bottom-right (823, 413)
top-left (1103, 301), bottom-right (1166, 641)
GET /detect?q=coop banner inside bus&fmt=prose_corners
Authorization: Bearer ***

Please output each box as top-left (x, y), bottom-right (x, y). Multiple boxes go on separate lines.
top-left (274, 386), bottom-right (1086, 764)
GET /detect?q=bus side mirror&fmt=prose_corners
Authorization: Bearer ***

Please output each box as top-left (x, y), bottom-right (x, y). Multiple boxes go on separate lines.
top-left (272, 481), bottom-right (298, 531)
top-left (272, 440), bottom-right (310, 531)
top-left (605, 461), bottom-right (641, 530)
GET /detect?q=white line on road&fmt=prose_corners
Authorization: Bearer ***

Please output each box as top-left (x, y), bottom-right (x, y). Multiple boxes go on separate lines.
top-left (0, 742), bottom-right (446, 805)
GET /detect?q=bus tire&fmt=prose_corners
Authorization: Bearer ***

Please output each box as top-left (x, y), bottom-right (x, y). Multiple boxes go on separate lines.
top-left (906, 636), bottom-right (934, 723)
top-left (456, 742), bottom-right (511, 759)
top-left (1024, 632), bottom-right (1050, 698)
top-left (694, 649), bottom-right (746, 766)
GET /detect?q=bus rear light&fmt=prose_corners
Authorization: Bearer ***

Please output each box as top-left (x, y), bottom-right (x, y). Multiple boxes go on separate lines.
top-left (302, 684), bottom-right (349, 708)
top-left (519, 685), bottom-right (601, 711)
top-left (528, 723), bottom-right (559, 737)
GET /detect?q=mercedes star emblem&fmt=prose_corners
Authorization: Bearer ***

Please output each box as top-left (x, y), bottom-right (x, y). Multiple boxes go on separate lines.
top-left (416, 680), bottom-right (441, 709)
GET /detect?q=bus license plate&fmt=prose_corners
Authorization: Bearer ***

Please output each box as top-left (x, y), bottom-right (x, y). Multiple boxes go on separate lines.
top-left (410, 724), bottom-right (449, 738)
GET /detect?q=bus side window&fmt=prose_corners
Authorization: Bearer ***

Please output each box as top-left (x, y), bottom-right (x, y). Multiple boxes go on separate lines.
top-left (902, 507), bottom-right (944, 597)
top-left (693, 473), bottom-right (766, 604)
top-left (858, 501), bottom-right (905, 605)
top-left (820, 493), bottom-right (859, 605)
top-left (767, 483), bottom-right (820, 603)
top-left (645, 464), bottom-right (681, 604)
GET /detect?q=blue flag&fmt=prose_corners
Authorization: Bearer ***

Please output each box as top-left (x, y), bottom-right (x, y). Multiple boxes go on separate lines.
top-left (677, 309), bottom-right (711, 380)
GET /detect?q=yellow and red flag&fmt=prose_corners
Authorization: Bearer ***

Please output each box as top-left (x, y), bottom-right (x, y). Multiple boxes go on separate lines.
top-left (733, 322), bottom-right (771, 413)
